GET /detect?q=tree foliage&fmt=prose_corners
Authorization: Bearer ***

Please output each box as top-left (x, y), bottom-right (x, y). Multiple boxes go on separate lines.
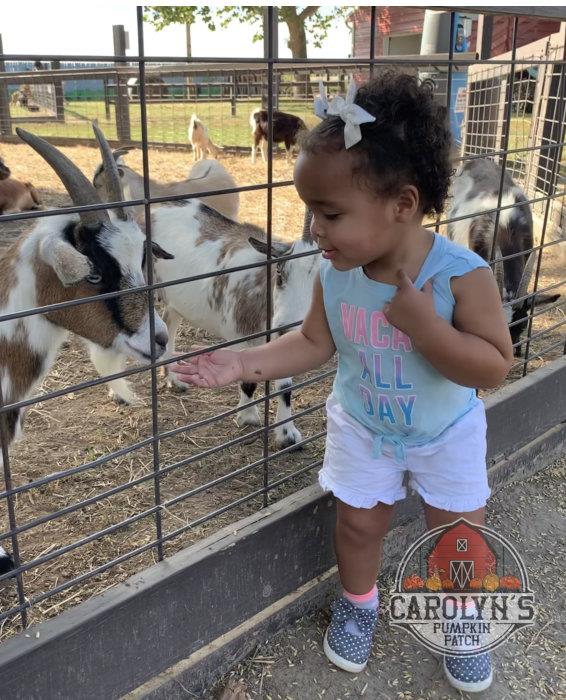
top-left (144, 6), bottom-right (351, 57)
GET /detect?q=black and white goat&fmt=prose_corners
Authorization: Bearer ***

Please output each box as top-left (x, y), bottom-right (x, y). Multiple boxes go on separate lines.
top-left (93, 149), bottom-right (239, 221)
top-left (447, 158), bottom-right (560, 355)
top-left (90, 195), bottom-right (319, 449)
top-left (250, 109), bottom-right (307, 164)
top-left (0, 126), bottom-right (172, 546)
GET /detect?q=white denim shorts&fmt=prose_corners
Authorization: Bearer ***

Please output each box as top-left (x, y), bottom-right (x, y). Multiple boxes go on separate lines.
top-left (319, 395), bottom-right (490, 512)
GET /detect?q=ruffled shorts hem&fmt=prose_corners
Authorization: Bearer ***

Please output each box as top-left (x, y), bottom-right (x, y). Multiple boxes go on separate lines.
top-left (319, 471), bottom-right (404, 509)
top-left (409, 484), bottom-right (491, 513)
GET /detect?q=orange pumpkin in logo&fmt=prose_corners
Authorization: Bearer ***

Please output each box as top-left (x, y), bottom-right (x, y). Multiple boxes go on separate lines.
top-left (499, 575), bottom-right (521, 591)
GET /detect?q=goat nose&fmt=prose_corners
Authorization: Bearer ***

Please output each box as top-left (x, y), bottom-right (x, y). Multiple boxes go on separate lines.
top-left (155, 331), bottom-right (168, 350)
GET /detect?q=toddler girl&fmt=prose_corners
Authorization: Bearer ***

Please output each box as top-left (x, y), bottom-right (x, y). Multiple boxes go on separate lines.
top-left (172, 72), bottom-right (513, 693)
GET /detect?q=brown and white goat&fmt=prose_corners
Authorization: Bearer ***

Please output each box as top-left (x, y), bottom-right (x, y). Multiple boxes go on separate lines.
top-left (188, 114), bottom-right (221, 161)
top-left (0, 155), bottom-right (42, 214)
top-left (0, 124), bottom-right (173, 466)
top-left (250, 109), bottom-right (307, 164)
top-left (0, 125), bottom-right (174, 574)
top-left (93, 149), bottom-right (239, 221)
top-left (447, 158), bottom-right (560, 355)
top-left (88, 198), bottom-right (319, 450)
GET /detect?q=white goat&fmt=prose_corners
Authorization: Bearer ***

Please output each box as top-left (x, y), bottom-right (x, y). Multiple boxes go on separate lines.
top-left (88, 200), bottom-right (320, 450)
top-left (0, 125), bottom-right (173, 573)
top-left (93, 149), bottom-right (239, 221)
top-left (188, 114), bottom-right (221, 161)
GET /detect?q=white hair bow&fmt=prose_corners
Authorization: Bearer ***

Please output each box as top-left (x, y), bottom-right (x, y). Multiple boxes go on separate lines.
top-left (314, 78), bottom-right (376, 149)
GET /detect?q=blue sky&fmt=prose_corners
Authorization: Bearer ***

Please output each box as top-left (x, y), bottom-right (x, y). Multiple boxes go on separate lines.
top-left (1, 3), bottom-right (353, 60)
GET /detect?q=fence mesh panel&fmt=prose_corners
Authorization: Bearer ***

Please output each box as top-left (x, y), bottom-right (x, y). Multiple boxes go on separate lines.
top-left (0, 8), bottom-right (564, 642)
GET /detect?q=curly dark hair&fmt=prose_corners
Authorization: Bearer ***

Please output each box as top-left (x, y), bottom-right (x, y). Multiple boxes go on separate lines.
top-left (301, 71), bottom-right (453, 216)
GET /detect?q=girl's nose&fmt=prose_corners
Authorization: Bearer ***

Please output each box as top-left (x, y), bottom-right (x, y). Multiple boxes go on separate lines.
top-left (310, 216), bottom-right (321, 240)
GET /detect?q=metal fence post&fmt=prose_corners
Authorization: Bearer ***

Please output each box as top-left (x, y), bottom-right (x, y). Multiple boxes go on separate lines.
top-left (113, 24), bottom-right (131, 142)
top-left (0, 34), bottom-right (13, 137)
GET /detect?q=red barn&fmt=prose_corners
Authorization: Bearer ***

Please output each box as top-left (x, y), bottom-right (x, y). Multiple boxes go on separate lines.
top-left (350, 8), bottom-right (560, 58)
top-left (427, 521), bottom-right (496, 589)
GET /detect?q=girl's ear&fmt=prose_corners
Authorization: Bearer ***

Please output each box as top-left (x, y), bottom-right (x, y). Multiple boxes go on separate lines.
top-left (395, 185), bottom-right (420, 221)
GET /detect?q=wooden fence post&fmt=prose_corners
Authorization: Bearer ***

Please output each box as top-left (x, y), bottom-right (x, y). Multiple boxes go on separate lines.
top-left (231, 70), bottom-right (237, 116)
top-left (50, 60), bottom-right (65, 122)
top-left (113, 24), bottom-right (131, 142)
top-left (0, 34), bottom-right (13, 138)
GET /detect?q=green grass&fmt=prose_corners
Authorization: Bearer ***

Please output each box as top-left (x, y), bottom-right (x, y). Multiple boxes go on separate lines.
top-left (10, 99), bottom-right (321, 148)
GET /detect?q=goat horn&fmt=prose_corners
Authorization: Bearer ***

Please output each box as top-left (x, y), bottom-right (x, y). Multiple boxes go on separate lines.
top-left (92, 122), bottom-right (127, 221)
top-left (16, 127), bottom-right (108, 228)
top-left (112, 146), bottom-right (135, 160)
top-left (302, 208), bottom-right (313, 242)
top-left (516, 250), bottom-right (536, 301)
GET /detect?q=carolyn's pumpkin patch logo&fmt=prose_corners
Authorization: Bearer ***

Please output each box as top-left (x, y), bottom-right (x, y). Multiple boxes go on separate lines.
top-left (388, 519), bottom-right (535, 655)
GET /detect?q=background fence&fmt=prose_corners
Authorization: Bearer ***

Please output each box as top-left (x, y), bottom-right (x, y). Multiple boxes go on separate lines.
top-left (0, 6), bottom-right (565, 653)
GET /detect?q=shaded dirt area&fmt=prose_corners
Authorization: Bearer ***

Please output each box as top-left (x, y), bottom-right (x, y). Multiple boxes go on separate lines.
top-left (0, 145), bottom-right (564, 642)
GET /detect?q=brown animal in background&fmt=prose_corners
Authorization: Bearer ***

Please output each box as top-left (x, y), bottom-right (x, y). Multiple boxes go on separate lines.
top-left (188, 114), bottom-right (221, 161)
top-left (0, 156), bottom-right (41, 214)
top-left (250, 109), bottom-right (307, 163)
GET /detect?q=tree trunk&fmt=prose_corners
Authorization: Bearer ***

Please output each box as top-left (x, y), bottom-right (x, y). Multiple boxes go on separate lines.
top-left (286, 17), bottom-right (310, 98)
top-left (185, 22), bottom-right (192, 99)
top-left (185, 22), bottom-right (192, 58)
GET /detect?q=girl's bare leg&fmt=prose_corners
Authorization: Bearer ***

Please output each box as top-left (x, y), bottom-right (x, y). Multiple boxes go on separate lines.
top-left (334, 499), bottom-right (396, 594)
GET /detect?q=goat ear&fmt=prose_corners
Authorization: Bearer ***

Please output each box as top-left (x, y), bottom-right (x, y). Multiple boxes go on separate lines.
top-left (39, 234), bottom-right (92, 286)
top-left (531, 292), bottom-right (561, 308)
top-left (248, 237), bottom-right (291, 257)
top-left (151, 241), bottom-right (174, 260)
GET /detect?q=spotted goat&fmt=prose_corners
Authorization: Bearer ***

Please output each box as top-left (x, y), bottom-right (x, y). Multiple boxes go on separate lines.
top-left (90, 196), bottom-right (320, 449)
top-left (447, 158), bottom-right (560, 356)
top-left (0, 125), bottom-right (173, 573)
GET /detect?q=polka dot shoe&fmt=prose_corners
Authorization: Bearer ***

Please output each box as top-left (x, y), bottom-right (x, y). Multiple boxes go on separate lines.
top-left (323, 596), bottom-right (378, 673)
top-left (443, 651), bottom-right (493, 692)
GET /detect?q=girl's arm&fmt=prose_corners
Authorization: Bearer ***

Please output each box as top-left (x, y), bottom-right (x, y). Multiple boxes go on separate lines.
top-left (385, 268), bottom-right (514, 389)
top-left (172, 275), bottom-right (336, 388)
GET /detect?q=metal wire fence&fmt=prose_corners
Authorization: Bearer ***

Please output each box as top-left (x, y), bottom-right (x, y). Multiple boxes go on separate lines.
top-left (0, 7), bottom-right (565, 641)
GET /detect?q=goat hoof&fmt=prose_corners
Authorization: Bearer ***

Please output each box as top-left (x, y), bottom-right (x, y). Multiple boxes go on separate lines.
top-left (235, 410), bottom-right (261, 428)
top-left (109, 389), bottom-right (141, 406)
top-left (166, 376), bottom-right (189, 393)
top-left (275, 426), bottom-right (303, 451)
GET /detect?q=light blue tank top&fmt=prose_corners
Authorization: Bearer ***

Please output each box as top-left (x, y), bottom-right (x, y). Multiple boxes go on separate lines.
top-left (320, 233), bottom-right (490, 461)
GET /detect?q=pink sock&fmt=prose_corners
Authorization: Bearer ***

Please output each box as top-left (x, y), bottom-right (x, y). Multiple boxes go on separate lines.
top-left (343, 585), bottom-right (378, 636)
top-left (344, 584), bottom-right (379, 610)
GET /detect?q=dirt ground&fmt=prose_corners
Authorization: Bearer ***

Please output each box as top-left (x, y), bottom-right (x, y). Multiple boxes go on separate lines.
top-left (209, 457), bottom-right (566, 700)
top-left (0, 145), bottom-right (564, 643)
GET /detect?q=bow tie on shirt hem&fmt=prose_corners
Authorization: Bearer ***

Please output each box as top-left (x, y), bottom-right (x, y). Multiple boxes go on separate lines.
top-left (372, 434), bottom-right (407, 463)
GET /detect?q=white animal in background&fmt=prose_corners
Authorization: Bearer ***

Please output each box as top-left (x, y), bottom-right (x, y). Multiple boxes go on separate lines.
top-left (93, 149), bottom-right (239, 221)
top-left (0, 124), bottom-right (173, 574)
top-left (188, 113), bottom-right (221, 161)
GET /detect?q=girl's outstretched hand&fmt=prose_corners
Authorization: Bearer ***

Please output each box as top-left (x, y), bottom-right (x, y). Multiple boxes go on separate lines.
top-left (171, 347), bottom-right (245, 388)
